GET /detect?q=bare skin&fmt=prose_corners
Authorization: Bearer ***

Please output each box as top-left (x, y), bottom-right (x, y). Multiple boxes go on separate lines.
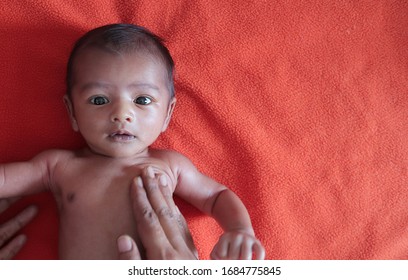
top-left (117, 173), bottom-right (198, 260)
top-left (0, 172), bottom-right (198, 260)
top-left (0, 198), bottom-right (38, 259)
top-left (0, 49), bottom-right (264, 259)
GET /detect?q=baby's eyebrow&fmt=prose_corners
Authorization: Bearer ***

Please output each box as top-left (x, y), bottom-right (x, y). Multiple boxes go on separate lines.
top-left (79, 82), bottom-right (160, 94)
top-left (81, 82), bottom-right (113, 91)
top-left (128, 83), bottom-right (160, 92)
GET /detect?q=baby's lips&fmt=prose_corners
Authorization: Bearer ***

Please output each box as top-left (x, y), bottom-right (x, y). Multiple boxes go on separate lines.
top-left (108, 129), bottom-right (137, 142)
top-left (109, 129), bottom-right (134, 137)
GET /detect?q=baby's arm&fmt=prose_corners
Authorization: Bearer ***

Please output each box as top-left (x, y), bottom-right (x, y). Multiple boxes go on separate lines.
top-left (0, 150), bottom-right (58, 198)
top-left (170, 152), bottom-right (265, 260)
top-left (208, 190), bottom-right (265, 260)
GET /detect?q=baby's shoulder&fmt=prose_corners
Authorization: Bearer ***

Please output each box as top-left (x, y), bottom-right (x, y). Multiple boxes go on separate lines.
top-left (149, 149), bottom-right (197, 174)
top-left (150, 149), bottom-right (192, 164)
top-left (33, 148), bottom-right (77, 164)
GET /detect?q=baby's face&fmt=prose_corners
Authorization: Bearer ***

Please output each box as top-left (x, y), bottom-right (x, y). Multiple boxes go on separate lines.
top-left (66, 48), bottom-right (175, 158)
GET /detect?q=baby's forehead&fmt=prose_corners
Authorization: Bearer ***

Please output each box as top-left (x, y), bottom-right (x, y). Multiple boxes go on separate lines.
top-left (76, 46), bottom-right (167, 70)
top-left (69, 44), bottom-right (174, 99)
top-left (71, 48), bottom-right (173, 97)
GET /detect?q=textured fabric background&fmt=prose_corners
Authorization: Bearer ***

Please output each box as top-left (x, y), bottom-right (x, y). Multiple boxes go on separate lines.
top-left (0, 0), bottom-right (407, 259)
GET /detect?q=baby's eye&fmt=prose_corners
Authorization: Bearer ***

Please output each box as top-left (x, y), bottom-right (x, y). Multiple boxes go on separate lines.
top-left (134, 96), bottom-right (152, 105)
top-left (90, 96), bottom-right (109, 105)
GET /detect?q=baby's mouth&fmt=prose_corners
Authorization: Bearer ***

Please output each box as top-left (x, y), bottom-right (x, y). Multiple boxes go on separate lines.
top-left (109, 131), bottom-right (136, 141)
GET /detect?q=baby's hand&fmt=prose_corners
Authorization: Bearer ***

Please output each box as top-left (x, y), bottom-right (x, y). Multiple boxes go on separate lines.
top-left (210, 230), bottom-right (265, 260)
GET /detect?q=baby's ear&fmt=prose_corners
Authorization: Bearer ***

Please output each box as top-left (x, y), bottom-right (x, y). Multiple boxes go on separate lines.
top-left (63, 95), bottom-right (79, 132)
top-left (161, 97), bottom-right (176, 132)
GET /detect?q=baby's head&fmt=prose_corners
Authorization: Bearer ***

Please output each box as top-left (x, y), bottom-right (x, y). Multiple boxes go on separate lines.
top-left (64, 24), bottom-right (176, 158)
top-left (66, 23), bottom-right (175, 98)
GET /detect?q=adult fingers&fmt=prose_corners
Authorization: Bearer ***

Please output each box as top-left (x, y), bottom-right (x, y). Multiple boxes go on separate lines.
top-left (131, 171), bottom-right (197, 259)
top-left (0, 205), bottom-right (38, 247)
top-left (0, 234), bottom-right (27, 260)
top-left (117, 235), bottom-right (141, 260)
top-left (174, 206), bottom-right (198, 259)
top-left (152, 176), bottom-right (190, 242)
top-left (142, 167), bottom-right (172, 216)
top-left (130, 176), bottom-right (172, 255)
top-left (0, 197), bottom-right (19, 214)
top-left (140, 168), bottom-right (187, 249)
top-left (148, 171), bottom-right (196, 256)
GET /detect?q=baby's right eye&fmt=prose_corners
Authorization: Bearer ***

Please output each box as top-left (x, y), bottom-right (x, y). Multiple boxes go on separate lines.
top-left (90, 96), bottom-right (109, 105)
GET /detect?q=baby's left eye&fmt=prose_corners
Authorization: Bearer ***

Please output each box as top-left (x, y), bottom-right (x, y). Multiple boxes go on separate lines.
top-left (134, 96), bottom-right (152, 105)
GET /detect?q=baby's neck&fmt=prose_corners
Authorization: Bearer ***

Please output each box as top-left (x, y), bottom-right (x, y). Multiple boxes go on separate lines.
top-left (80, 147), bottom-right (152, 163)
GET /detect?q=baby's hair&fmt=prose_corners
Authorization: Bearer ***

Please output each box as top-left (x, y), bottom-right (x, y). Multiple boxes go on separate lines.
top-left (66, 23), bottom-right (175, 98)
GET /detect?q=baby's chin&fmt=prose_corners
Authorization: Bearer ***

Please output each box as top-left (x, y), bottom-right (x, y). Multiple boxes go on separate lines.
top-left (87, 145), bottom-right (150, 159)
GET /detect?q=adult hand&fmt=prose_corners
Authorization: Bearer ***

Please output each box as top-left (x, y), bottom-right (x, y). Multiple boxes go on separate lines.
top-left (0, 198), bottom-right (38, 260)
top-left (117, 167), bottom-right (198, 260)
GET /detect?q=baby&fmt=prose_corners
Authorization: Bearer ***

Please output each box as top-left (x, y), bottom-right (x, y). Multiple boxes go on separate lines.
top-left (0, 24), bottom-right (265, 260)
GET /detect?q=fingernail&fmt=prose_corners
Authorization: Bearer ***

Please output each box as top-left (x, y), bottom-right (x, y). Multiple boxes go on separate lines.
top-left (16, 234), bottom-right (27, 246)
top-left (136, 177), bottom-right (143, 188)
top-left (26, 205), bottom-right (38, 216)
top-left (146, 166), bottom-right (155, 179)
top-left (159, 175), bottom-right (167, 186)
top-left (117, 236), bottom-right (133, 253)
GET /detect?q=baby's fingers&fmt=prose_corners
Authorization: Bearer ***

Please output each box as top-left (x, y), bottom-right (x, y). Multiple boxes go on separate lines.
top-left (211, 233), bottom-right (266, 260)
top-left (240, 237), bottom-right (266, 260)
top-left (210, 235), bottom-right (229, 260)
top-left (211, 234), bottom-right (243, 260)
top-left (240, 239), bottom-right (254, 260)
top-left (227, 234), bottom-right (243, 259)
top-left (234, 237), bottom-right (265, 260)
top-left (252, 240), bottom-right (266, 260)
top-left (0, 198), bottom-right (19, 214)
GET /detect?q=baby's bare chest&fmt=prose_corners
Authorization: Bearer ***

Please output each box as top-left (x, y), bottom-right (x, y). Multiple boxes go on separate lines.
top-left (51, 158), bottom-right (177, 259)
top-left (53, 159), bottom-right (176, 209)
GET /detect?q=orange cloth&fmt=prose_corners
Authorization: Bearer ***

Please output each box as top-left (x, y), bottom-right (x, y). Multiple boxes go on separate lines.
top-left (0, 0), bottom-right (407, 259)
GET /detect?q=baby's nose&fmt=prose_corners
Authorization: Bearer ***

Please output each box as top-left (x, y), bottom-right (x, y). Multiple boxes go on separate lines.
top-left (111, 103), bottom-right (134, 123)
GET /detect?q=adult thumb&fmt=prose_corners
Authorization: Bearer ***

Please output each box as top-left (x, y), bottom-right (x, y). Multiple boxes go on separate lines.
top-left (117, 235), bottom-right (141, 260)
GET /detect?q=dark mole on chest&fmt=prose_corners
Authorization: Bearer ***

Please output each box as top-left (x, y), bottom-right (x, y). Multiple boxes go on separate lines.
top-left (67, 193), bottom-right (75, 203)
